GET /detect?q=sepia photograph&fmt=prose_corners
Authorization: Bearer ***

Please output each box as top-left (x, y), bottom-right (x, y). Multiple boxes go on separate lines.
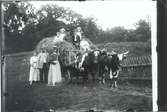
top-left (1, 1), bottom-right (156, 111)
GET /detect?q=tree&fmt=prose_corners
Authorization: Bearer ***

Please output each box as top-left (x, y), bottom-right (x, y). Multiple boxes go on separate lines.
top-left (109, 27), bottom-right (129, 42)
top-left (4, 3), bottom-right (151, 53)
top-left (3, 2), bottom-right (36, 53)
top-left (96, 19), bottom-right (151, 43)
top-left (83, 18), bottom-right (99, 40)
top-left (133, 19), bottom-right (151, 41)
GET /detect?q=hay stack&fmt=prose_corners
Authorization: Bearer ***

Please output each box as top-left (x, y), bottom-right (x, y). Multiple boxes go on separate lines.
top-left (36, 36), bottom-right (75, 53)
top-left (36, 36), bottom-right (77, 66)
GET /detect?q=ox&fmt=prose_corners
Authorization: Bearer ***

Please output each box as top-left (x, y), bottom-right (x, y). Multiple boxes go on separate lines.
top-left (98, 51), bottom-right (129, 87)
top-left (79, 50), bottom-right (101, 83)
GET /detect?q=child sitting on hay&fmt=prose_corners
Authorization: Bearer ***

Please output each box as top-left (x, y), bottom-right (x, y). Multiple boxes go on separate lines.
top-left (53, 28), bottom-right (67, 42)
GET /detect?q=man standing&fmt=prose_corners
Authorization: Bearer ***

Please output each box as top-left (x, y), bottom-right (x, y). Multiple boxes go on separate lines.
top-left (38, 48), bottom-right (49, 83)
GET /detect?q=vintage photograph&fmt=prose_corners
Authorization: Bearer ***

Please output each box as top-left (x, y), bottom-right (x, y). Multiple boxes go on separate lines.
top-left (1, 1), bottom-right (156, 111)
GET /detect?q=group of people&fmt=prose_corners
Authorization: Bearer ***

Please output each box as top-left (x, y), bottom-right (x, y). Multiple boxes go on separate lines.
top-left (29, 46), bottom-right (62, 86)
top-left (29, 26), bottom-right (86, 86)
top-left (53, 27), bottom-right (90, 51)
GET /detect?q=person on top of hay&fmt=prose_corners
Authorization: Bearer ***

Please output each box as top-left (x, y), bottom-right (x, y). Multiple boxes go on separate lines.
top-left (80, 38), bottom-right (91, 52)
top-left (53, 28), bottom-right (67, 43)
top-left (38, 47), bottom-right (49, 83)
top-left (58, 28), bottom-right (67, 41)
top-left (47, 45), bottom-right (62, 86)
top-left (73, 27), bottom-right (83, 49)
top-left (53, 32), bottom-right (61, 42)
top-left (29, 52), bottom-right (40, 85)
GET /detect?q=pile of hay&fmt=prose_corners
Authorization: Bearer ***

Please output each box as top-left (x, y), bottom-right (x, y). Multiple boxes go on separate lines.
top-left (35, 36), bottom-right (98, 66)
top-left (35, 36), bottom-right (77, 66)
top-left (36, 37), bottom-right (74, 52)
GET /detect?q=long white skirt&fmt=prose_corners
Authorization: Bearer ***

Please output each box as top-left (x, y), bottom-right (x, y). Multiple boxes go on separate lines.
top-left (29, 67), bottom-right (40, 82)
top-left (48, 61), bottom-right (62, 85)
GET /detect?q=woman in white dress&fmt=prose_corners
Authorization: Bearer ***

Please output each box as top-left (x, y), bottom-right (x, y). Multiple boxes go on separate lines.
top-left (47, 46), bottom-right (62, 86)
top-left (29, 52), bottom-right (40, 85)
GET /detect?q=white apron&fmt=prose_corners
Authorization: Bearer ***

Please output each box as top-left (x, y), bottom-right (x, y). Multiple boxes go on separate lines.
top-left (48, 60), bottom-right (62, 85)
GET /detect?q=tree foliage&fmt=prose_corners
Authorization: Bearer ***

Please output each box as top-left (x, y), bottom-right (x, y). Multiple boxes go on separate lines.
top-left (3, 2), bottom-right (36, 52)
top-left (96, 20), bottom-right (151, 43)
top-left (3, 2), bottom-right (151, 53)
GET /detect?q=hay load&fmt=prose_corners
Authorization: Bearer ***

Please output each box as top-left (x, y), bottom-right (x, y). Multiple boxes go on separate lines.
top-left (36, 36), bottom-right (75, 53)
top-left (36, 36), bottom-right (77, 66)
top-left (35, 36), bottom-right (98, 66)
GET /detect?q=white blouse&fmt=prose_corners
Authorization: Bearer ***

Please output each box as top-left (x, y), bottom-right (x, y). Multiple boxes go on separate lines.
top-left (30, 56), bottom-right (39, 68)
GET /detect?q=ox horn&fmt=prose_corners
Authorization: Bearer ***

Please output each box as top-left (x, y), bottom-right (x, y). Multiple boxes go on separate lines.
top-left (123, 50), bottom-right (129, 55)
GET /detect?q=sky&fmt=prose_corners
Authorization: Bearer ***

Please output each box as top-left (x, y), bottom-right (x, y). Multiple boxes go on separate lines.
top-left (29, 1), bottom-right (156, 30)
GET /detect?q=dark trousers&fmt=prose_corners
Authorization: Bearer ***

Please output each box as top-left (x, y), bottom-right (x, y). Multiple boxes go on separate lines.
top-left (73, 42), bottom-right (80, 50)
top-left (40, 63), bottom-right (49, 83)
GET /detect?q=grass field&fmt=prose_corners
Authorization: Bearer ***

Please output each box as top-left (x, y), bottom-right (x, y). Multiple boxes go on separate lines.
top-left (5, 41), bottom-right (152, 112)
top-left (6, 78), bottom-right (152, 112)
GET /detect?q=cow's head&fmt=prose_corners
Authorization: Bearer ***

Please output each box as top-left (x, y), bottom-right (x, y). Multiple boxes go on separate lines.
top-left (92, 50), bottom-right (101, 64)
top-left (117, 51), bottom-right (129, 61)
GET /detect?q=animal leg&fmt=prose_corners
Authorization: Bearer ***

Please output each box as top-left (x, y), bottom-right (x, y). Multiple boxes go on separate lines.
top-left (83, 70), bottom-right (88, 83)
top-left (109, 69), bottom-right (113, 79)
top-left (66, 69), bottom-right (72, 83)
top-left (111, 82), bottom-right (114, 88)
top-left (92, 72), bottom-right (96, 83)
top-left (102, 74), bottom-right (105, 84)
top-left (67, 70), bottom-right (71, 79)
top-left (115, 81), bottom-right (117, 88)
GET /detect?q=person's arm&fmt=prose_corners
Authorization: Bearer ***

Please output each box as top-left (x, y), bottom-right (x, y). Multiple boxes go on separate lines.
top-left (30, 57), bottom-right (36, 68)
top-left (46, 53), bottom-right (49, 63)
top-left (30, 57), bottom-right (34, 66)
top-left (38, 53), bottom-right (41, 62)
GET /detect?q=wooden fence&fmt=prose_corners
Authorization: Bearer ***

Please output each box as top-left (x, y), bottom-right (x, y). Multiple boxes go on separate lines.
top-left (120, 55), bottom-right (152, 80)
